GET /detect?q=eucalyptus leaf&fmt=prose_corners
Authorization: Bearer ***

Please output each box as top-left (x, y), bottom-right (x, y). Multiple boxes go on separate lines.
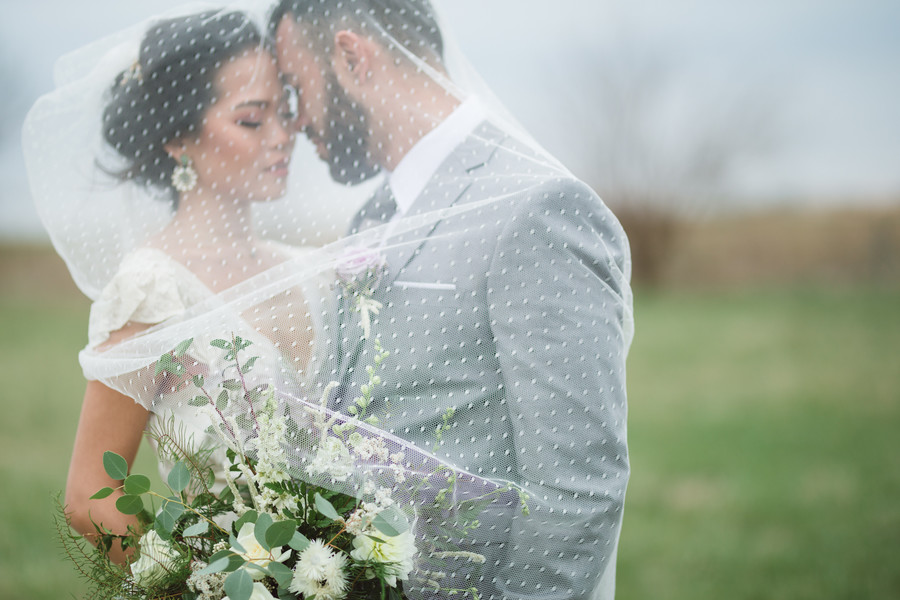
top-left (157, 506), bottom-right (176, 534)
top-left (234, 510), bottom-right (258, 534)
top-left (314, 493), bottom-right (340, 521)
top-left (288, 530), bottom-right (310, 552)
top-left (229, 532), bottom-right (246, 554)
top-left (221, 379), bottom-right (242, 391)
top-left (201, 549), bottom-right (245, 574)
top-left (163, 497), bottom-right (185, 519)
top-left (154, 353), bottom-right (173, 375)
top-left (241, 356), bottom-right (259, 373)
top-left (277, 588), bottom-right (294, 600)
top-left (168, 461), bottom-right (191, 492)
top-left (157, 497), bottom-right (185, 533)
top-left (372, 506), bottom-right (409, 537)
top-left (267, 561), bottom-right (294, 587)
top-left (197, 555), bottom-right (231, 576)
top-left (188, 395), bottom-right (208, 407)
top-left (216, 390), bottom-right (229, 410)
top-left (183, 521), bottom-right (209, 537)
top-left (241, 562), bottom-right (269, 577)
top-left (210, 339), bottom-right (231, 349)
top-left (224, 569), bottom-right (254, 600)
top-left (192, 374), bottom-right (205, 388)
top-left (173, 338), bottom-right (194, 357)
top-left (90, 487), bottom-right (114, 500)
top-left (115, 494), bottom-right (143, 515)
top-left (102, 451), bottom-right (128, 480)
top-left (265, 519), bottom-right (297, 549)
top-left (254, 512), bottom-right (274, 550)
top-left (123, 474), bottom-right (151, 496)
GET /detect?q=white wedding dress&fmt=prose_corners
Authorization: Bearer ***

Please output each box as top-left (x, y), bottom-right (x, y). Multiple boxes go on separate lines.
top-left (83, 245), bottom-right (328, 490)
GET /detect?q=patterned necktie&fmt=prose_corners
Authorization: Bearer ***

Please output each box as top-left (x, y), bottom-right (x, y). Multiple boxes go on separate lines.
top-left (354, 184), bottom-right (398, 234)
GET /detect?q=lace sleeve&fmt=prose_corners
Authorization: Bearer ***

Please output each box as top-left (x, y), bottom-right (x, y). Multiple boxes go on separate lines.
top-left (86, 248), bottom-right (210, 348)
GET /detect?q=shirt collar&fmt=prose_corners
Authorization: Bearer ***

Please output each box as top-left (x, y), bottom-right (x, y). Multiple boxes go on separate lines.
top-left (388, 97), bottom-right (487, 217)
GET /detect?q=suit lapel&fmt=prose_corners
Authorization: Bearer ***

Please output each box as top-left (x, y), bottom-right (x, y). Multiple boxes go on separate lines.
top-left (382, 121), bottom-right (507, 286)
top-left (349, 182), bottom-right (394, 235)
top-left (337, 121), bottom-right (508, 396)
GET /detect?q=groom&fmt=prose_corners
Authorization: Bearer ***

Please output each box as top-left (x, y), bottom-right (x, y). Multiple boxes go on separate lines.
top-left (270, 2), bottom-right (633, 598)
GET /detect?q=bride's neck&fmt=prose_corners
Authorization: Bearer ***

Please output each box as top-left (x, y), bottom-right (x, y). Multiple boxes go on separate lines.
top-left (165, 192), bottom-right (257, 254)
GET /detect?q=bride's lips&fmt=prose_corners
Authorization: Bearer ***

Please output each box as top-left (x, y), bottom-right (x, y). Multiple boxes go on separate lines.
top-left (267, 159), bottom-right (290, 177)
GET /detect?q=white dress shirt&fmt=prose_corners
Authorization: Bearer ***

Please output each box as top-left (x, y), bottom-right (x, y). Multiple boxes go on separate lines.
top-left (386, 97), bottom-right (487, 219)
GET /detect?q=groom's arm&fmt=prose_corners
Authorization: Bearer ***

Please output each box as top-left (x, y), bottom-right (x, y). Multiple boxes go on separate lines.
top-left (486, 178), bottom-right (632, 600)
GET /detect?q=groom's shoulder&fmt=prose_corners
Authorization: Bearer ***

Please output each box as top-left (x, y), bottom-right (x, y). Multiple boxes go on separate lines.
top-left (470, 121), bottom-right (601, 198)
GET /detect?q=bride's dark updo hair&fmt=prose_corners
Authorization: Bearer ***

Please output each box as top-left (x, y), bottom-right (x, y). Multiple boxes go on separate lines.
top-left (102, 11), bottom-right (263, 203)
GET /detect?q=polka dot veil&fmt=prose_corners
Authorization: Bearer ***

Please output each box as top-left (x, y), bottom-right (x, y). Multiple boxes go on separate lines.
top-left (23, 2), bottom-right (634, 598)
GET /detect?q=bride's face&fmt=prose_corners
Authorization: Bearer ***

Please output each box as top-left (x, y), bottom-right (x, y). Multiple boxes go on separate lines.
top-left (182, 50), bottom-right (295, 202)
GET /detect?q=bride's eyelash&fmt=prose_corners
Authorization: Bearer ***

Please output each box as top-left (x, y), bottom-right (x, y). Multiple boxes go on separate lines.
top-left (237, 120), bottom-right (262, 128)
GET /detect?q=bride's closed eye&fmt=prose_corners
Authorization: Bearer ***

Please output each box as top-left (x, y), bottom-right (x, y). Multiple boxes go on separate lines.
top-left (234, 101), bottom-right (271, 128)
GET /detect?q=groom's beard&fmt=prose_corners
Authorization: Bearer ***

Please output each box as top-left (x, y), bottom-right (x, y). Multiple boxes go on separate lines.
top-left (322, 71), bottom-right (381, 185)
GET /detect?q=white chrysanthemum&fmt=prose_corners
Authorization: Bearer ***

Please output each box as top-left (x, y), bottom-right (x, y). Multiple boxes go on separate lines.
top-left (289, 540), bottom-right (349, 600)
top-left (351, 530), bottom-right (416, 587)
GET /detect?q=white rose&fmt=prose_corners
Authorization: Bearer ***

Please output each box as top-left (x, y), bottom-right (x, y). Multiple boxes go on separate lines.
top-left (351, 529), bottom-right (416, 587)
top-left (232, 521), bottom-right (291, 579)
top-left (224, 581), bottom-right (278, 600)
top-left (131, 530), bottom-right (182, 587)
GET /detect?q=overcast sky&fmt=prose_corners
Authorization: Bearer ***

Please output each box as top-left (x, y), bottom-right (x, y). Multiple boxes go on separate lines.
top-left (2, 0), bottom-right (899, 239)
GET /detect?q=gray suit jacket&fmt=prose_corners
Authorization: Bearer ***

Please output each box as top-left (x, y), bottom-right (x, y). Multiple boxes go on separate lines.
top-left (334, 122), bottom-right (632, 600)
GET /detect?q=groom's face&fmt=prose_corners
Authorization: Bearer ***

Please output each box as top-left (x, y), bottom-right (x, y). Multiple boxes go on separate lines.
top-left (275, 17), bottom-right (380, 185)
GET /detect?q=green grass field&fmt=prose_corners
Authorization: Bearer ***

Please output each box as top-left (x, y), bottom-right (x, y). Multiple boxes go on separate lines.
top-left (1, 279), bottom-right (898, 599)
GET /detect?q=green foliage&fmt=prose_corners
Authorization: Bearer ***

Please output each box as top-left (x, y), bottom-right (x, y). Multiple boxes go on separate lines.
top-left (90, 487), bottom-right (114, 500)
top-left (167, 461), bottom-right (191, 492)
top-left (123, 475), bottom-right (151, 496)
top-left (372, 507), bottom-right (409, 537)
top-left (265, 520), bottom-right (298, 548)
top-left (172, 338), bottom-right (194, 358)
top-left (114, 495), bottom-right (143, 515)
top-left (224, 569), bottom-right (253, 600)
top-left (267, 561), bottom-right (294, 587)
top-left (182, 521), bottom-right (208, 537)
top-left (314, 492), bottom-right (340, 521)
top-left (102, 451), bottom-right (128, 480)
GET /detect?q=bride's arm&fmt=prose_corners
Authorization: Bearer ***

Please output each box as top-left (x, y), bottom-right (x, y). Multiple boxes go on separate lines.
top-left (66, 380), bottom-right (149, 565)
top-left (66, 322), bottom-right (152, 565)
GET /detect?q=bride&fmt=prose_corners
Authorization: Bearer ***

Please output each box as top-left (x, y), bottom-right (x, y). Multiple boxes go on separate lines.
top-left (38, 10), bottom-right (314, 563)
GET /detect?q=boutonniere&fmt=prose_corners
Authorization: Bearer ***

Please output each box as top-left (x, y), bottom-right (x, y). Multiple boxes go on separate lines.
top-left (335, 246), bottom-right (388, 339)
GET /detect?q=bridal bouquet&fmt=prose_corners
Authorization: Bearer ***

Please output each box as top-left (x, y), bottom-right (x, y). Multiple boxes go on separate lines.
top-left (58, 248), bottom-right (529, 600)
top-left (60, 335), bottom-right (421, 600)
top-left (59, 333), bottom-right (521, 600)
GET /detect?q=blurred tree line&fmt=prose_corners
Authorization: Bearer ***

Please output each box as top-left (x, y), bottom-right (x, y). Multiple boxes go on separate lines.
top-left (558, 47), bottom-right (778, 286)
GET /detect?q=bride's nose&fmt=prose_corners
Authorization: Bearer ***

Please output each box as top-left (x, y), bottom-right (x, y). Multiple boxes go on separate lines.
top-left (267, 117), bottom-right (293, 150)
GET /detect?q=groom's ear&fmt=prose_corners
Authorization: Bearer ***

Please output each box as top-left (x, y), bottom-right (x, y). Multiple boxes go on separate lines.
top-left (333, 30), bottom-right (376, 86)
